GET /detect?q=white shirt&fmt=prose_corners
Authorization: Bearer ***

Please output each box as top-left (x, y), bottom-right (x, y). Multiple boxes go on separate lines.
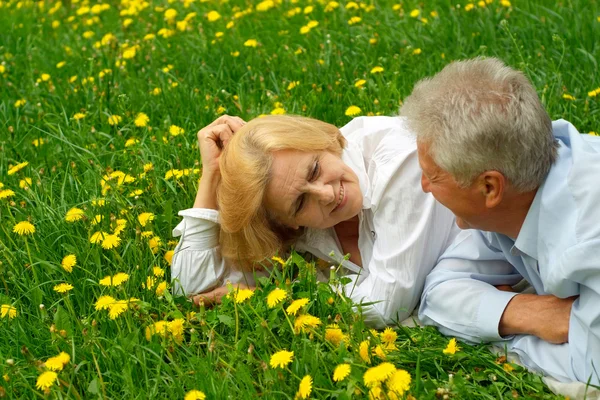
top-left (171, 116), bottom-right (459, 328)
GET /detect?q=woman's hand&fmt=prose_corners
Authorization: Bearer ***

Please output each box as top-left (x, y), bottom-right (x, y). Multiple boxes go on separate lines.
top-left (190, 283), bottom-right (254, 307)
top-left (193, 115), bottom-right (246, 209)
top-left (197, 115), bottom-right (246, 175)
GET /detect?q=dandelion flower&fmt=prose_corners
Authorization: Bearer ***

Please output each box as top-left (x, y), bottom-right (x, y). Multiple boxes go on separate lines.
top-left (19, 177), bottom-right (32, 189)
top-left (61, 254), bottom-right (77, 272)
top-left (270, 107), bottom-right (285, 115)
top-left (13, 221), bottom-right (35, 236)
top-left (112, 272), bottom-right (129, 286)
top-left (503, 363), bottom-right (515, 373)
top-left (138, 212), bottom-right (155, 227)
top-left (374, 345), bottom-right (387, 359)
top-left (0, 189), bottom-right (15, 199)
top-left (387, 369), bottom-right (411, 396)
top-left (363, 362), bottom-right (396, 387)
top-left (269, 350), bottom-right (294, 368)
top-left (45, 352), bottom-right (70, 371)
top-left (266, 288), bottom-right (287, 308)
top-left (359, 340), bottom-right (371, 363)
top-left (108, 300), bottom-right (128, 319)
top-left (8, 161), bottom-right (29, 175)
top-left (89, 231), bottom-right (107, 244)
top-left (294, 314), bottom-right (321, 333)
top-left (355, 79), bottom-right (367, 88)
top-left (169, 125), bottom-right (185, 136)
top-left (1, 304), bottom-right (17, 319)
top-left (73, 113), bottom-right (86, 120)
top-left (244, 39), bottom-right (258, 47)
top-left (410, 9), bottom-right (420, 17)
top-left (271, 256), bottom-right (286, 265)
top-left (95, 295), bottom-right (116, 310)
top-left (370, 66), bottom-right (384, 74)
top-left (102, 234), bottom-right (121, 250)
top-left (325, 324), bottom-right (347, 347)
top-left (65, 207), bottom-right (85, 222)
top-left (345, 105), bottom-right (362, 116)
top-left (233, 288), bottom-right (254, 303)
top-left (380, 327), bottom-right (397, 346)
top-left (333, 364), bottom-right (351, 382)
top-left (149, 236), bottom-right (161, 253)
top-left (53, 283), bottom-right (74, 293)
top-left (164, 250), bottom-right (174, 265)
top-left (297, 375), bottom-right (312, 399)
top-left (287, 81), bottom-right (300, 90)
top-left (14, 99), bottom-right (26, 108)
top-left (443, 338), bottom-right (460, 355)
top-left (134, 112), bottom-right (149, 127)
top-left (108, 115), bottom-right (122, 126)
top-left (184, 390), bottom-right (206, 400)
top-left (562, 94), bottom-right (576, 101)
top-left (286, 298), bottom-right (309, 315)
top-left (153, 266), bottom-right (165, 277)
top-left (155, 281), bottom-right (168, 296)
top-left (206, 10), bottom-right (221, 21)
top-left (35, 371), bottom-right (58, 390)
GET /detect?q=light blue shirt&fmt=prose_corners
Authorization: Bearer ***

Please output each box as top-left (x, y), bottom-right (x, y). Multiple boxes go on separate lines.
top-left (419, 120), bottom-right (600, 384)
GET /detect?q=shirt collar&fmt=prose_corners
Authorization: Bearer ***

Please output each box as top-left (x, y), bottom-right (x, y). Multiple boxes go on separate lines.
top-left (513, 186), bottom-right (542, 260)
top-left (342, 139), bottom-right (372, 210)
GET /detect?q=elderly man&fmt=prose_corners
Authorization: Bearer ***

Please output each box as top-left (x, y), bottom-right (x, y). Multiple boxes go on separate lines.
top-left (400, 57), bottom-right (600, 384)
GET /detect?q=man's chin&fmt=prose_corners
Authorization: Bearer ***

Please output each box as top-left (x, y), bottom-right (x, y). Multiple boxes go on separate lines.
top-left (455, 218), bottom-right (470, 230)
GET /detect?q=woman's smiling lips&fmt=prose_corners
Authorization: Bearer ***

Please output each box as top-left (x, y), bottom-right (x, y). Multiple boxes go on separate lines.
top-left (332, 181), bottom-right (348, 213)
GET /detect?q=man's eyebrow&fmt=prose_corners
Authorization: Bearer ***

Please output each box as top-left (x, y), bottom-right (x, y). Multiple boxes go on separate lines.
top-left (288, 155), bottom-right (317, 218)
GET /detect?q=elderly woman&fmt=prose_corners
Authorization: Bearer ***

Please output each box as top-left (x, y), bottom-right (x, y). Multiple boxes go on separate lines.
top-left (171, 114), bottom-right (459, 328)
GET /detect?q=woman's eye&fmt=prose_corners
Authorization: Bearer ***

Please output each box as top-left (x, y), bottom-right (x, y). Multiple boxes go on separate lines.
top-left (309, 161), bottom-right (320, 182)
top-left (296, 195), bottom-right (305, 214)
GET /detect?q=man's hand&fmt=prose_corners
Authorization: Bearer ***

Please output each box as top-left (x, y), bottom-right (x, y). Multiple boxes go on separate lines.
top-left (191, 283), bottom-right (253, 307)
top-left (499, 293), bottom-right (578, 344)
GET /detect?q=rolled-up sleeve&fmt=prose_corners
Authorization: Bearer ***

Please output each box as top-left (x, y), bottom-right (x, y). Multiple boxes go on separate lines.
top-left (419, 230), bottom-right (523, 342)
top-left (171, 208), bottom-right (233, 296)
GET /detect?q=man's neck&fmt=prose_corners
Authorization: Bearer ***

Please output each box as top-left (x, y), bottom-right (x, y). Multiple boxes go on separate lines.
top-left (491, 189), bottom-right (537, 239)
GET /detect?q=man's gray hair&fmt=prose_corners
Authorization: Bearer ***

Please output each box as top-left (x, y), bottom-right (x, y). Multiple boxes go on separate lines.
top-left (400, 57), bottom-right (558, 192)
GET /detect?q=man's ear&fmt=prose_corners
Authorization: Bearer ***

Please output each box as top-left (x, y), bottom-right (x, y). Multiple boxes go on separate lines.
top-left (479, 170), bottom-right (505, 209)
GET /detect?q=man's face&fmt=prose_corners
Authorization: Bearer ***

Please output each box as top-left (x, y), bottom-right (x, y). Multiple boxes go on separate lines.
top-left (417, 141), bottom-right (488, 230)
top-left (264, 149), bottom-right (363, 230)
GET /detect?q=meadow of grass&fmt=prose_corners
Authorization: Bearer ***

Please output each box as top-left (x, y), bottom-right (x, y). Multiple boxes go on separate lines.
top-left (0, 0), bottom-right (599, 398)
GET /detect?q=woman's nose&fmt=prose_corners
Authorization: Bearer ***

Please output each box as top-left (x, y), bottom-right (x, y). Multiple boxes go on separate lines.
top-left (309, 183), bottom-right (335, 204)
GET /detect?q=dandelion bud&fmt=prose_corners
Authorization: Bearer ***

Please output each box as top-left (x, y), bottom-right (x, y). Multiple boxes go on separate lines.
top-left (443, 395), bottom-right (449, 400)
top-left (39, 304), bottom-right (45, 310)
top-left (5, 359), bottom-right (14, 366)
top-left (92, 319), bottom-right (97, 327)
top-left (49, 324), bottom-right (56, 333)
top-left (247, 344), bottom-right (254, 354)
top-left (20, 346), bottom-right (29, 356)
top-left (59, 329), bottom-right (67, 337)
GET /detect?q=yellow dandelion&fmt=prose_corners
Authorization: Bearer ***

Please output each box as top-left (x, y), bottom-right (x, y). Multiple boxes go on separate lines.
top-left (164, 8), bottom-right (177, 20)
top-left (410, 9), bottom-right (420, 17)
top-left (348, 16), bottom-right (362, 25)
top-left (266, 288), bottom-right (287, 308)
top-left (61, 254), bottom-right (76, 272)
top-left (19, 177), bottom-right (31, 189)
top-left (370, 66), bottom-right (384, 74)
top-left (271, 107), bottom-right (286, 115)
top-left (271, 256), bottom-right (286, 265)
top-left (387, 369), bottom-right (411, 396)
top-left (359, 340), bottom-right (371, 363)
top-left (562, 94), bottom-right (576, 101)
top-left (112, 272), bottom-right (129, 286)
top-left (35, 371), bottom-right (58, 390)
top-left (355, 79), bottom-right (367, 88)
top-left (13, 221), bottom-right (35, 236)
top-left (233, 288), bottom-right (254, 303)
top-left (333, 364), bottom-right (351, 382)
top-left (244, 39), bottom-right (258, 47)
top-left (287, 81), bottom-right (300, 90)
top-left (164, 250), bottom-right (174, 265)
top-left (0, 189), bottom-right (15, 199)
top-left (101, 234), bottom-right (121, 250)
top-left (108, 115), bottom-right (122, 126)
top-left (269, 350), bottom-right (294, 368)
top-left (89, 231), bottom-right (106, 244)
top-left (412, 48), bottom-right (422, 55)
top-left (32, 138), bottom-right (45, 147)
top-left (184, 390), bottom-right (206, 400)
top-left (286, 298), bottom-right (309, 315)
top-left (345, 105), bottom-right (362, 116)
top-left (374, 345), bottom-right (387, 359)
top-left (443, 338), bottom-right (460, 355)
top-left (7, 161), bottom-right (29, 175)
top-left (169, 125), bottom-right (185, 136)
top-left (14, 99), bottom-right (26, 108)
top-left (155, 281), bottom-right (168, 296)
top-left (45, 352), bottom-right (70, 371)
top-left (380, 327), bottom-right (397, 345)
top-left (65, 207), bottom-right (85, 222)
top-left (206, 10), bottom-right (221, 21)
top-left (325, 324), bottom-right (347, 347)
top-left (465, 3), bottom-right (475, 11)
top-left (134, 112), bottom-right (149, 127)
top-left (107, 300), bottom-right (128, 319)
top-left (297, 375), bottom-right (312, 399)
top-left (95, 295), bottom-right (116, 310)
top-left (53, 283), bottom-right (74, 293)
top-left (294, 314), bottom-right (322, 333)
top-left (503, 363), bottom-right (515, 373)
top-left (1, 304), bottom-right (17, 319)
top-left (138, 212), bottom-right (155, 227)
top-left (73, 112), bottom-right (86, 120)
top-left (363, 362), bottom-right (396, 387)
top-left (149, 236), bottom-right (161, 253)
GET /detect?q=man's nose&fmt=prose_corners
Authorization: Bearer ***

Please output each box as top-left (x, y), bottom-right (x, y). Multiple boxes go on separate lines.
top-left (421, 173), bottom-right (431, 193)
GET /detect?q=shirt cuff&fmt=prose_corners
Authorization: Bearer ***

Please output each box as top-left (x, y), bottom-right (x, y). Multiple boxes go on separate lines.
top-left (477, 289), bottom-right (519, 341)
top-left (172, 208), bottom-right (220, 250)
top-left (178, 207), bottom-right (219, 223)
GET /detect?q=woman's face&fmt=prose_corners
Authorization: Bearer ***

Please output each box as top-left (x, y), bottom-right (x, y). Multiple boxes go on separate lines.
top-left (263, 149), bottom-right (362, 230)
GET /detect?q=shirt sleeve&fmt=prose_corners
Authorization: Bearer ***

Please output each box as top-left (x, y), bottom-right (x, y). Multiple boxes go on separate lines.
top-left (170, 208), bottom-right (263, 296)
top-left (418, 230), bottom-right (524, 342)
top-left (342, 150), bottom-right (458, 329)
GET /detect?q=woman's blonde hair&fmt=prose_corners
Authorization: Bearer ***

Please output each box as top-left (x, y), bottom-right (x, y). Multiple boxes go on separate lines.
top-left (217, 114), bottom-right (346, 270)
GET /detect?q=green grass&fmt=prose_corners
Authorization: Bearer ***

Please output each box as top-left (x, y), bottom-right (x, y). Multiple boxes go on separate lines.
top-left (0, 0), bottom-right (599, 397)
